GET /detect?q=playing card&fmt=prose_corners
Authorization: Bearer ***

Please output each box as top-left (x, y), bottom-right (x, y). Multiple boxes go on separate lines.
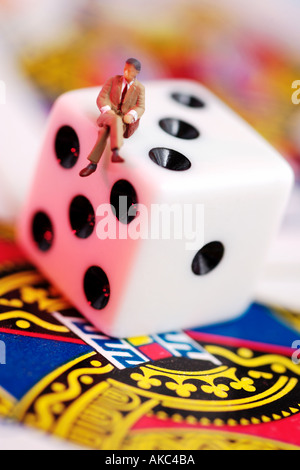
top-left (0, 225), bottom-right (300, 450)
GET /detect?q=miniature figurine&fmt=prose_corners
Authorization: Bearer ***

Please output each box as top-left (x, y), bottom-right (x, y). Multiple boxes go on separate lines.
top-left (79, 58), bottom-right (145, 177)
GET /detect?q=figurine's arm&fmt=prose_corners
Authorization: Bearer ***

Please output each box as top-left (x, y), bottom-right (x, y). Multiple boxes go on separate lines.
top-left (96, 77), bottom-right (113, 113)
top-left (124, 83), bottom-right (145, 123)
top-left (132, 83), bottom-right (145, 119)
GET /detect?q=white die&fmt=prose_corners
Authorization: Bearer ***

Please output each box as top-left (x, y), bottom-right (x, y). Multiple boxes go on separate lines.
top-left (17, 80), bottom-right (293, 337)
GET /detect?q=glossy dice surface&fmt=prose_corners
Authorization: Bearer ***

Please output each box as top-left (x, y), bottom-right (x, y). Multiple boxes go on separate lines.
top-left (17, 80), bottom-right (293, 337)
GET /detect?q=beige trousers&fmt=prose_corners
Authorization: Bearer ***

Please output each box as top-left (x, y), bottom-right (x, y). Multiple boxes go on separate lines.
top-left (88, 112), bottom-right (125, 164)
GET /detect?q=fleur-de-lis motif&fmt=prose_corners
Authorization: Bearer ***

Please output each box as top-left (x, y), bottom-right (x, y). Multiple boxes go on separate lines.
top-left (165, 381), bottom-right (197, 398)
top-left (201, 383), bottom-right (230, 398)
top-left (130, 372), bottom-right (162, 390)
top-left (230, 376), bottom-right (256, 392)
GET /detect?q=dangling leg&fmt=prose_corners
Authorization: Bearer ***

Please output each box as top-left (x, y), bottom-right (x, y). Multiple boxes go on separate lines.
top-left (79, 127), bottom-right (108, 177)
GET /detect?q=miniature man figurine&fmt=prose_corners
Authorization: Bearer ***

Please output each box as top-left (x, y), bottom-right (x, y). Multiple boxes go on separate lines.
top-left (79, 58), bottom-right (145, 177)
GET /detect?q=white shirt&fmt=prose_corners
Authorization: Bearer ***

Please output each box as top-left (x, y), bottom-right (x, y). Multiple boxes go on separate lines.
top-left (100, 77), bottom-right (138, 121)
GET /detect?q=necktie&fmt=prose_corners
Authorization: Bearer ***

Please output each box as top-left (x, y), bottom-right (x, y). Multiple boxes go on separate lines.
top-left (119, 83), bottom-right (128, 109)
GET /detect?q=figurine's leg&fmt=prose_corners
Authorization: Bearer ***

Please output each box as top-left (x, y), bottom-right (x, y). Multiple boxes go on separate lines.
top-left (98, 113), bottom-right (125, 161)
top-left (88, 127), bottom-right (109, 164)
top-left (104, 114), bottom-right (125, 163)
top-left (79, 127), bottom-right (108, 177)
top-left (107, 114), bottom-right (124, 151)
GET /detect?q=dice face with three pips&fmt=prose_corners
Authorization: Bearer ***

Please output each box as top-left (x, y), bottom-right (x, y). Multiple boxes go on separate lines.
top-left (17, 80), bottom-right (293, 338)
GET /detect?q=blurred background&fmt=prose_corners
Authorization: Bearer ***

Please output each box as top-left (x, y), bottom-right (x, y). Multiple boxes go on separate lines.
top-left (0, 0), bottom-right (299, 308)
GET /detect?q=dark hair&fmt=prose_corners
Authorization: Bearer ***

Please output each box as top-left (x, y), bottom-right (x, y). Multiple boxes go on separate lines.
top-left (125, 58), bottom-right (141, 72)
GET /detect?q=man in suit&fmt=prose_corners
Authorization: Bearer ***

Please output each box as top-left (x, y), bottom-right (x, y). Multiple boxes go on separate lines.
top-left (79, 58), bottom-right (145, 177)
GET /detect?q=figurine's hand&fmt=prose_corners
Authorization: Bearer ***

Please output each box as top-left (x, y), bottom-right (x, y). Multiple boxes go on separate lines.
top-left (123, 114), bottom-right (134, 124)
top-left (97, 109), bottom-right (116, 126)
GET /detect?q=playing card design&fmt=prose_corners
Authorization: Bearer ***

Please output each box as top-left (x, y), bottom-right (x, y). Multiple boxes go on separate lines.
top-left (0, 227), bottom-right (300, 450)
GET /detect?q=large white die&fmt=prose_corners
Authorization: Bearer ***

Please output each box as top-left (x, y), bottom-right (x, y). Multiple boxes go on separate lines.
top-left (17, 80), bottom-right (293, 337)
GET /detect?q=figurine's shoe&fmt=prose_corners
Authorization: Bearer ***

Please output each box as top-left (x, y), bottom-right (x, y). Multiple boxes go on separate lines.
top-left (111, 149), bottom-right (124, 163)
top-left (79, 163), bottom-right (97, 177)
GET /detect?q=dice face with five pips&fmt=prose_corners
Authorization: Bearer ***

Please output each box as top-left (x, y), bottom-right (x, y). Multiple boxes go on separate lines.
top-left (17, 80), bottom-right (293, 337)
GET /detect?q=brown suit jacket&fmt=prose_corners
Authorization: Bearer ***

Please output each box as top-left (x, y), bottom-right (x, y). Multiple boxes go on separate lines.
top-left (96, 75), bottom-right (145, 138)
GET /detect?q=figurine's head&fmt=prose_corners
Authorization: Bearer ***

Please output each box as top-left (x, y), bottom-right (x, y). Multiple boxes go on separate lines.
top-left (124, 58), bottom-right (141, 83)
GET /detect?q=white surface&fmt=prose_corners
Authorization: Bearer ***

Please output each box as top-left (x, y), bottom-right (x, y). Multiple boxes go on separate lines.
top-left (0, 420), bottom-right (83, 450)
